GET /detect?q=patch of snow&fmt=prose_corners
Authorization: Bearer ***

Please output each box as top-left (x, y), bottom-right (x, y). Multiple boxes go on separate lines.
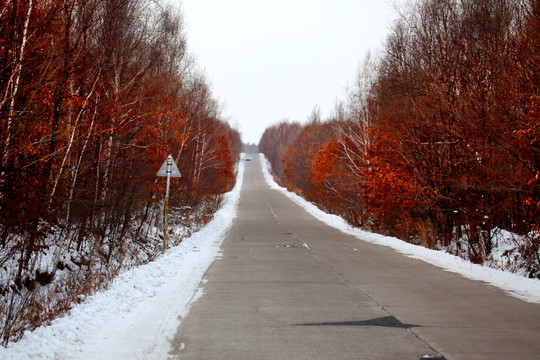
top-left (0, 160), bottom-right (245, 360)
top-left (259, 154), bottom-right (540, 303)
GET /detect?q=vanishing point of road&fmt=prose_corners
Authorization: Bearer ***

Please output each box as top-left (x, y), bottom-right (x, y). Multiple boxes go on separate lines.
top-left (169, 155), bottom-right (540, 360)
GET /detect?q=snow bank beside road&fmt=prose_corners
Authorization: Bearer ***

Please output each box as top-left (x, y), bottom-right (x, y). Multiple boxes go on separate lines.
top-left (259, 154), bottom-right (540, 303)
top-left (0, 160), bottom-right (244, 360)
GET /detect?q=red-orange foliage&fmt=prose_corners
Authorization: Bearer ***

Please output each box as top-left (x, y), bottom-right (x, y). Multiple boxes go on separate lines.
top-left (309, 137), bottom-right (364, 224)
top-left (359, 126), bottom-right (433, 238)
top-left (259, 121), bottom-right (302, 181)
top-left (282, 117), bottom-right (335, 198)
top-left (311, 138), bottom-right (343, 189)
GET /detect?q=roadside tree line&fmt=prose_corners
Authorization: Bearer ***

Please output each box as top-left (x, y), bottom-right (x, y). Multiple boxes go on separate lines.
top-left (260, 0), bottom-right (539, 277)
top-left (0, 0), bottom-right (240, 344)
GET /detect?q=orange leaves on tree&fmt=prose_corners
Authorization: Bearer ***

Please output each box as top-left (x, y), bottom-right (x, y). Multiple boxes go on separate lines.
top-left (359, 127), bottom-right (427, 236)
top-left (311, 139), bottom-right (342, 188)
top-left (211, 134), bottom-right (236, 192)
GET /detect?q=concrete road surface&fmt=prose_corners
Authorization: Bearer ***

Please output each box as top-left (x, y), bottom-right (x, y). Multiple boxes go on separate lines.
top-left (169, 155), bottom-right (540, 360)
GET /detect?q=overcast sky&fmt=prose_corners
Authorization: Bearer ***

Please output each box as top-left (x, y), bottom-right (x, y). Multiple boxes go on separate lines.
top-left (175, 0), bottom-right (401, 144)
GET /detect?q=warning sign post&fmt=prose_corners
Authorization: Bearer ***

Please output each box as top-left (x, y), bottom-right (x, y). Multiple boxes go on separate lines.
top-left (157, 155), bottom-right (181, 252)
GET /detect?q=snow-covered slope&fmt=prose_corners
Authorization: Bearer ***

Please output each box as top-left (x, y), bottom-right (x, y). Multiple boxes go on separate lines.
top-left (0, 161), bottom-right (245, 360)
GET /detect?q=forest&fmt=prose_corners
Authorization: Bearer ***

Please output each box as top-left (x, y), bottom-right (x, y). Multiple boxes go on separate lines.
top-left (261, 0), bottom-right (539, 279)
top-left (0, 0), bottom-right (240, 344)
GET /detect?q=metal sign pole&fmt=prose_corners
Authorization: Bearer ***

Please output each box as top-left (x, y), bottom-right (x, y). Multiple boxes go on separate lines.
top-left (156, 154), bottom-right (180, 253)
top-left (163, 156), bottom-right (172, 253)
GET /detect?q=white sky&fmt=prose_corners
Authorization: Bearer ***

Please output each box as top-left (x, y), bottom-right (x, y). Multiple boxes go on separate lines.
top-left (175, 0), bottom-right (401, 144)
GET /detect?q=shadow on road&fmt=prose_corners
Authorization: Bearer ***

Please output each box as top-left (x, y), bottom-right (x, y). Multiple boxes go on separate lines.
top-left (295, 315), bottom-right (419, 329)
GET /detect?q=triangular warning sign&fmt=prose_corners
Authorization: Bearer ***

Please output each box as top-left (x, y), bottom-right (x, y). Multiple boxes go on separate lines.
top-left (157, 155), bottom-right (181, 177)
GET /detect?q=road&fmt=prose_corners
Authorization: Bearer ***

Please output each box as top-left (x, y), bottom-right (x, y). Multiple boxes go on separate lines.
top-left (169, 155), bottom-right (540, 360)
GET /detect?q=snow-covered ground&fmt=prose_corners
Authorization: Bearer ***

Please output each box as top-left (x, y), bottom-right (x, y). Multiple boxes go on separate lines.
top-left (259, 153), bottom-right (540, 303)
top-left (0, 161), bottom-right (245, 360)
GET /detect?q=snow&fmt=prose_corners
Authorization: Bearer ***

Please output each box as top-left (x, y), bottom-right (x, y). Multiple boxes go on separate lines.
top-left (0, 160), bottom-right (245, 360)
top-left (259, 153), bottom-right (540, 303)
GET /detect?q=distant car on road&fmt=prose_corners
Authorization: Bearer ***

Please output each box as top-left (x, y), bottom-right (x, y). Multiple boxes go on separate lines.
top-left (245, 156), bottom-right (251, 161)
